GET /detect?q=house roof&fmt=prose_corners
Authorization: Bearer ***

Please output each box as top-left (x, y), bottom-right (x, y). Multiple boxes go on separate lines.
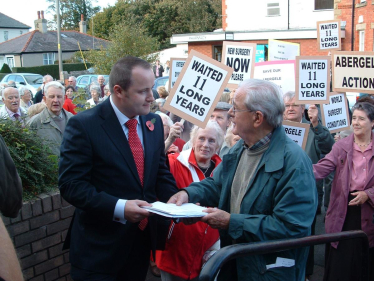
top-left (0, 12), bottom-right (31, 29)
top-left (0, 30), bottom-right (109, 55)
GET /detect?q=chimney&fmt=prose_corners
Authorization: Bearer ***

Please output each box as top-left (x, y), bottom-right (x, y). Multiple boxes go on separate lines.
top-left (79, 14), bottom-right (87, 34)
top-left (34, 10), bottom-right (48, 33)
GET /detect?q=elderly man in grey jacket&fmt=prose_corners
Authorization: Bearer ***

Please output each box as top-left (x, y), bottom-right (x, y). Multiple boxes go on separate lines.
top-left (27, 81), bottom-right (73, 156)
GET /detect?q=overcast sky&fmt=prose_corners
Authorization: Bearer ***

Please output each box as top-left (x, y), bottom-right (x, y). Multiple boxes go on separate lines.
top-left (2, 0), bottom-right (117, 30)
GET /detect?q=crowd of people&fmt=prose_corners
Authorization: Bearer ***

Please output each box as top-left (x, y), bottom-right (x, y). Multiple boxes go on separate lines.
top-left (0, 55), bottom-right (373, 281)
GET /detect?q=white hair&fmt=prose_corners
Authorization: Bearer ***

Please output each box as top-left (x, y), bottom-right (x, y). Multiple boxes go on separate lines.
top-left (156, 111), bottom-right (173, 127)
top-left (190, 121), bottom-right (224, 152)
top-left (44, 81), bottom-right (64, 95)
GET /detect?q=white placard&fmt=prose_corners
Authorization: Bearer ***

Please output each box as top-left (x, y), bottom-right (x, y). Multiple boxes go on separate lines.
top-left (282, 121), bottom-right (310, 150)
top-left (268, 39), bottom-right (300, 61)
top-left (317, 20), bottom-right (341, 51)
top-left (321, 92), bottom-right (351, 134)
top-left (221, 41), bottom-right (256, 87)
top-left (332, 51), bottom-right (374, 94)
top-left (295, 56), bottom-right (331, 104)
top-left (163, 50), bottom-right (233, 128)
top-left (254, 61), bottom-right (296, 94)
top-left (169, 58), bottom-right (186, 90)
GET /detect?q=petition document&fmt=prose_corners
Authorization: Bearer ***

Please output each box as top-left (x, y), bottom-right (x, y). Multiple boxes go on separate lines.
top-left (142, 201), bottom-right (208, 218)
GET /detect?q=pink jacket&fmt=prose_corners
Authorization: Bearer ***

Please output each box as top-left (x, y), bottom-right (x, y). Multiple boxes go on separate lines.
top-left (313, 133), bottom-right (374, 248)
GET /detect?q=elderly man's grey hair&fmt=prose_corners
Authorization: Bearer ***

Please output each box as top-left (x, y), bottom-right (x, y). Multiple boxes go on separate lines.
top-left (43, 75), bottom-right (53, 83)
top-left (18, 86), bottom-right (32, 97)
top-left (238, 79), bottom-right (285, 128)
top-left (190, 121), bottom-right (225, 153)
top-left (69, 76), bottom-right (77, 82)
top-left (283, 91), bottom-right (305, 108)
top-left (44, 81), bottom-right (65, 95)
top-left (156, 111), bottom-right (173, 127)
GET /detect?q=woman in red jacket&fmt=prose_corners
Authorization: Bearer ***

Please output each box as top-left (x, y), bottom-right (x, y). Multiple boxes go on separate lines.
top-left (157, 121), bottom-right (224, 281)
top-left (63, 86), bottom-right (77, 115)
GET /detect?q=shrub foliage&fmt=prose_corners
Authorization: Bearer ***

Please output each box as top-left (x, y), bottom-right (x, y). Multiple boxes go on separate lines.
top-left (0, 120), bottom-right (58, 200)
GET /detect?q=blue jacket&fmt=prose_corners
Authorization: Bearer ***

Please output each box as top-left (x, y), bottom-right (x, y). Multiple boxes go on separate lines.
top-left (186, 126), bottom-right (317, 281)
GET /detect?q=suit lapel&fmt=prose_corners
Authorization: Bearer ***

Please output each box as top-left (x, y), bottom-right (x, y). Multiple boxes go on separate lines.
top-left (99, 100), bottom-right (141, 186)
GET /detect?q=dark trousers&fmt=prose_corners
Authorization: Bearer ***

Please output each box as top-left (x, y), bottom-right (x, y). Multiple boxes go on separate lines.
top-left (71, 226), bottom-right (151, 281)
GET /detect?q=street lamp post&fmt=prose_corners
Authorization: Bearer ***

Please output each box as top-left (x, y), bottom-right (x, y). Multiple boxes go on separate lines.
top-left (56, 0), bottom-right (64, 81)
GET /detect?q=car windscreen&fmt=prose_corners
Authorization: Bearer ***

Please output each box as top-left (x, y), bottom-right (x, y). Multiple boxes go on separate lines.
top-left (24, 75), bottom-right (43, 85)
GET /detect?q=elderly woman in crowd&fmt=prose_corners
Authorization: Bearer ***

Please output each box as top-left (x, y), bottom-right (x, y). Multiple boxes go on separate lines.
top-left (156, 121), bottom-right (224, 281)
top-left (313, 102), bottom-right (374, 281)
top-left (19, 86), bottom-right (33, 109)
top-left (63, 86), bottom-right (77, 115)
top-left (102, 84), bottom-right (111, 100)
top-left (87, 85), bottom-right (102, 107)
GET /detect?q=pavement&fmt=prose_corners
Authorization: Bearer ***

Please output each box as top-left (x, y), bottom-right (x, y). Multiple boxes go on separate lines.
top-left (145, 209), bottom-right (327, 281)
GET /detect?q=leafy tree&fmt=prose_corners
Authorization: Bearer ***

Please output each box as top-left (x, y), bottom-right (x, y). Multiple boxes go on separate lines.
top-left (91, 0), bottom-right (221, 49)
top-left (84, 22), bottom-right (159, 74)
top-left (47, 0), bottom-right (100, 30)
top-left (0, 63), bottom-right (12, 73)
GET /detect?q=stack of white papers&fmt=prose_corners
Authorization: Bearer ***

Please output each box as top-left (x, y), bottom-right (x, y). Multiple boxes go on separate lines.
top-left (142, 201), bottom-right (208, 218)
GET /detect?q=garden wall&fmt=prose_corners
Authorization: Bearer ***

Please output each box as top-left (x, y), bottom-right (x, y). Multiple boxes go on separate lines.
top-left (2, 192), bottom-right (74, 281)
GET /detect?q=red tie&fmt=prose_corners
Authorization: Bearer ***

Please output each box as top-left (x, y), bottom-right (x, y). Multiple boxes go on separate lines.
top-left (125, 119), bottom-right (144, 186)
top-left (125, 119), bottom-right (147, 230)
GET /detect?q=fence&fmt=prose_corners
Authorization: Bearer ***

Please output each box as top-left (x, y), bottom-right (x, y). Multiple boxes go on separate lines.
top-left (199, 230), bottom-right (369, 281)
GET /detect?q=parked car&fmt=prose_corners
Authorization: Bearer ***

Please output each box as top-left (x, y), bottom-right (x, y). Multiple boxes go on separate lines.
top-left (0, 73), bottom-right (43, 95)
top-left (76, 75), bottom-right (109, 89)
top-left (153, 76), bottom-right (169, 90)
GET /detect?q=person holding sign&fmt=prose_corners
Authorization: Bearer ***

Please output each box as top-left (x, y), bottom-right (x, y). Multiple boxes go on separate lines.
top-left (168, 79), bottom-right (317, 281)
top-left (283, 92), bottom-right (334, 212)
top-left (313, 102), bottom-right (374, 281)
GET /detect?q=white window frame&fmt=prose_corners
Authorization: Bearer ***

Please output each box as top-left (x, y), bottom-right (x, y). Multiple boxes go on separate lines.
top-left (5, 56), bottom-right (14, 69)
top-left (359, 30), bottom-right (365, 51)
top-left (43, 53), bottom-right (55, 65)
top-left (267, 2), bottom-right (280, 16)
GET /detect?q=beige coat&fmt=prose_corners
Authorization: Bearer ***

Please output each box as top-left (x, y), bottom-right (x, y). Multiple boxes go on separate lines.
top-left (27, 108), bottom-right (73, 156)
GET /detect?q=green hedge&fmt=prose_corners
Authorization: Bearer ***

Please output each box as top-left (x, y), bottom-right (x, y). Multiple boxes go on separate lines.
top-left (12, 63), bottom-right (92, 80)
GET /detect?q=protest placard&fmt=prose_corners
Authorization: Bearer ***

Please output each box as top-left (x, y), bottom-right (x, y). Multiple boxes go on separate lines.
top-left (282, 121), bottom-right (310, 150)
top-left (163, 50), bottom-right (233, 128)
top-left (254, 60), bottom-right (295, 94)
top-left (168, 58), bottom-right (186, 90)
top-left (221, 41), bottom-right (256, 87)
top-left (321, 92), bottom-right (350, 134)
top-left (295, 56), bottom-right (331, 104)
top-left (332, 51), bottom-right (374, 94)
top-left (317, 19), bottom-right (341, 51)
top-left (268, 39), bottom-right (300, 61)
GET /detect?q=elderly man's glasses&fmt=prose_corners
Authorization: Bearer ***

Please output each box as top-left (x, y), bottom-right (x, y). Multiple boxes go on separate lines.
top-left (232, 107), bottom-right (252, 114)
top-left (285, 104), bottom-right (301, 109)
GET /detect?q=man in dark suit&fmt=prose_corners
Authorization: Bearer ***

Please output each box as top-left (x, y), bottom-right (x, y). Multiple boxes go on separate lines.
top-left (59, 56), bottom-right (178, 281)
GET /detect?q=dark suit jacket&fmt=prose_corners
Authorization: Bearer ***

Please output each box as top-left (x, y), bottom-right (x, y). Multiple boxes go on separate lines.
top-left (0, 135), bottom-right (22, 218)
top-left (58, 98), bottom-right (177, 274)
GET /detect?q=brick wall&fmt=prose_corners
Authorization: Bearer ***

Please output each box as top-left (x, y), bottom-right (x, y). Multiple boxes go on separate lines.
top-left (2, 192), bottom-right (74, 281)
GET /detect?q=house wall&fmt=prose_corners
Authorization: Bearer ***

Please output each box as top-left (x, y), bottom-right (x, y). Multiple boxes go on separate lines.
top-left (2, 192), bottom-right (74, 281)
top-left (188, 38), bottom-right (329, 60)
top-left (335, 0), bottom-right (374, 52)
top-left (0, 28), bottom-right (29, 43)
top-left (21, 52), bottom-right (77, 67)
top-left (224, 0), bottom-right (333, 32)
